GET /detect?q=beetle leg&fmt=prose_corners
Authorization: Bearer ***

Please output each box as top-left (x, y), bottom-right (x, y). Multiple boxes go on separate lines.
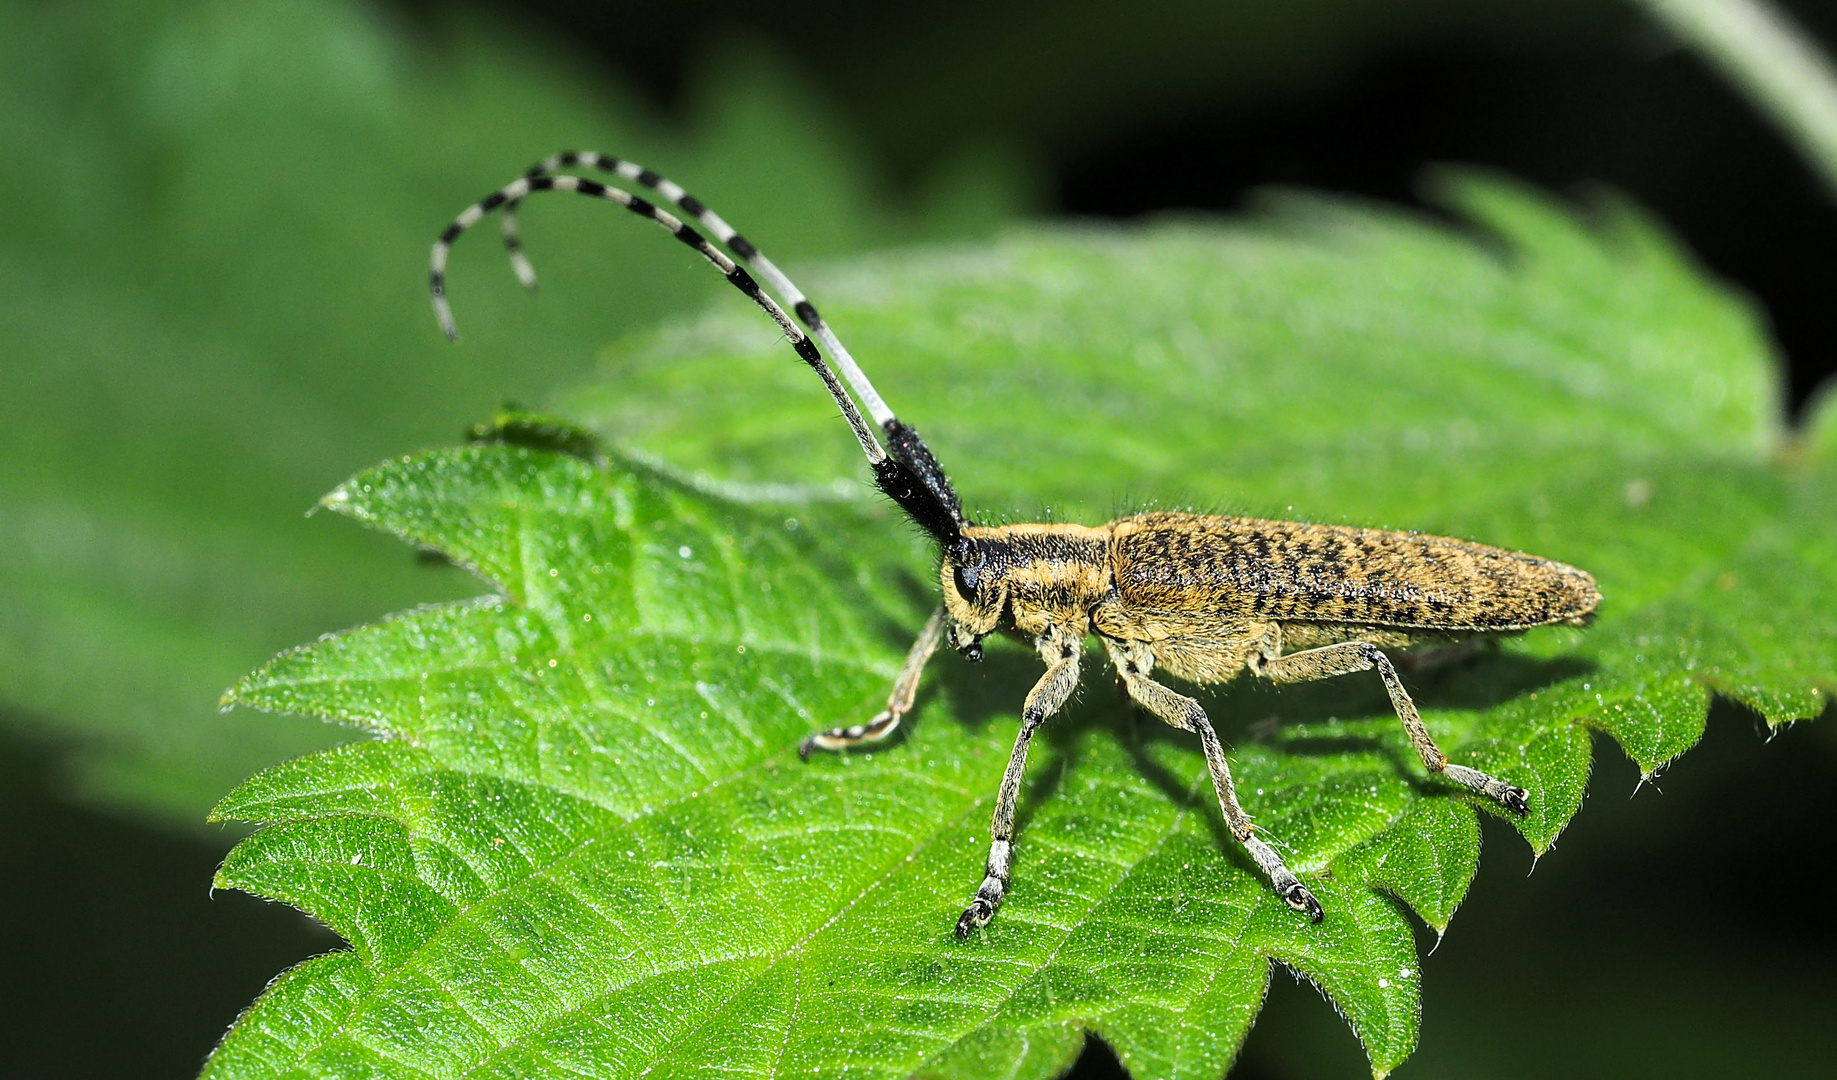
top-left (956, 623), bottom-right (1083, 938)
top-left (800, 606), bottom-right (945, 759)
top-left (1257, 640), bottom-right (1530, 815)
top-left (1104, 638), bottom-right (1323, 922)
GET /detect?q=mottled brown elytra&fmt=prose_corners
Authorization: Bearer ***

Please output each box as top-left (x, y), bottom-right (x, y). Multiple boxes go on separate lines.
top-left (432, 152), bottom-right (1602, 937)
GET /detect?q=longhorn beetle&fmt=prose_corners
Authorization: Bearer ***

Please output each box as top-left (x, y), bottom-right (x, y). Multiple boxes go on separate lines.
top-left (431, 151), bottom-right (1601, 936)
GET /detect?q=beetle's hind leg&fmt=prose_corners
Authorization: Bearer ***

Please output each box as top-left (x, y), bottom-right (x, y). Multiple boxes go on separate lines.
top-left (1103, 638), bottom-right (1322, 922)
top-left (800, 606), bottom-right (945, 759)
top-left (1255, 639), bottom-right (1529, 815)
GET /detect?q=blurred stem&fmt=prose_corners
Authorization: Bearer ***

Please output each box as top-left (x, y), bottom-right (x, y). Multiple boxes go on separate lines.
top-left (1634, 0), bottom-right (1837, 199)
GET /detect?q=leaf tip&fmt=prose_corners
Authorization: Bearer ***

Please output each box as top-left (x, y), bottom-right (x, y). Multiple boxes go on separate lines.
top-left (319, 485), bottom-right (354, 513)
top-left (219, 664), bottom-right (274, 712)
top-left (207, 785), bottom-right (250, 825)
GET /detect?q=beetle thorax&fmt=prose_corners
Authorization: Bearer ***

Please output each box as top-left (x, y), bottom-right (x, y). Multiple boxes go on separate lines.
top-left (941, 523), bottom-right (1114, 643)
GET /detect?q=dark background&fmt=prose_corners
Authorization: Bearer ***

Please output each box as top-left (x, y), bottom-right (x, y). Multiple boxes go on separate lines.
top-left (4, 1), bottom-right (1835, 1077)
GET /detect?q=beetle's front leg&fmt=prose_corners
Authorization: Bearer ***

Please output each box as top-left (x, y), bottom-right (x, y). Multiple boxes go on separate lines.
top-left (956, 623), bottom-right (1083, 938)
top-left (799, 606), bottom-right (945, 759)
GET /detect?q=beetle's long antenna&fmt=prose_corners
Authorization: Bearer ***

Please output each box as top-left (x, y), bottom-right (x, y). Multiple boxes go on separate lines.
top-left (504, 153), bottom-right (896, 424)
top-left (431, 169), bottom-right (969, 551)
top-left (502, 153), bottom-right (968, 536)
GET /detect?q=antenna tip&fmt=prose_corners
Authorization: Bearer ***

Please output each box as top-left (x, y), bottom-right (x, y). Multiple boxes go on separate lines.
top-left (433, 297), bottom-right (460, 341)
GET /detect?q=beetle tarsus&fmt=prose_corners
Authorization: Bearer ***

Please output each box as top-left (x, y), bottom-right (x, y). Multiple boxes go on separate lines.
top-left (1443, 763), bottom-right (1531, 816)
top-left (1285, 881), bottom-right (1324, 923)
top-left (1501, 785), bottom-right (1530, 816)
top-left (955, 898), bottom-right (993, 938)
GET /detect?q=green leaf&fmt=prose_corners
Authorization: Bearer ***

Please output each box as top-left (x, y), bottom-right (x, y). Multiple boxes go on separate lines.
top-left (0, 0), bottom-right (1024, 822)
top-left (1807, 378), bottom-right (1837, 462)
top-left (209, 175), bottom-right (1834, 1078)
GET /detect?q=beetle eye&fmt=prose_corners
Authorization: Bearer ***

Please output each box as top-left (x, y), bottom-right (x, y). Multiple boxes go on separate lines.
top-left (953, 564), bottom-right (978, 600)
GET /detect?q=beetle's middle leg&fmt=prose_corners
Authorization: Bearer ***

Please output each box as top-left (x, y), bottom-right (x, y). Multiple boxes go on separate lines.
top-left (800, 606), bottom-right (945, 759)
top-left (1254, 637), bottom-right (1529, 815)
top-left (1103, 638), bottom-right (1323, 922)
top-left (956, 622), bottom-right (1083, 938)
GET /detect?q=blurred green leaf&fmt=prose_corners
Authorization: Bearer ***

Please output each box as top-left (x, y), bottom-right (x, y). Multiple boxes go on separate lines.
top-left (1807, 378), bottom-right (1837, 461)
top-left (208, 175), bottom-right (1831, 1077)
top-left (0, 0), bottom-right (1026, 822)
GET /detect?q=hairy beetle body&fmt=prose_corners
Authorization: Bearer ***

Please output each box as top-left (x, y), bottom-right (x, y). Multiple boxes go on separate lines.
top-left (944, 513), bottom-right (1599, 650)
top-left (945, 513), bottom-right (1597, 692)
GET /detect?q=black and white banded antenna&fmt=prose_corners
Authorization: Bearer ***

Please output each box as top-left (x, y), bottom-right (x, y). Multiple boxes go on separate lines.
top-left (501, 153), bottom-right (897, 426)
top-left (501, 153), bottom-right (967, 538)
top-left (428, 159), bottom-right (971, 555)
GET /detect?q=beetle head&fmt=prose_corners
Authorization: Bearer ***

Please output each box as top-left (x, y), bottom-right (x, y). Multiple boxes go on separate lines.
top-left (941, 536), bottom-right (1005, 656)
